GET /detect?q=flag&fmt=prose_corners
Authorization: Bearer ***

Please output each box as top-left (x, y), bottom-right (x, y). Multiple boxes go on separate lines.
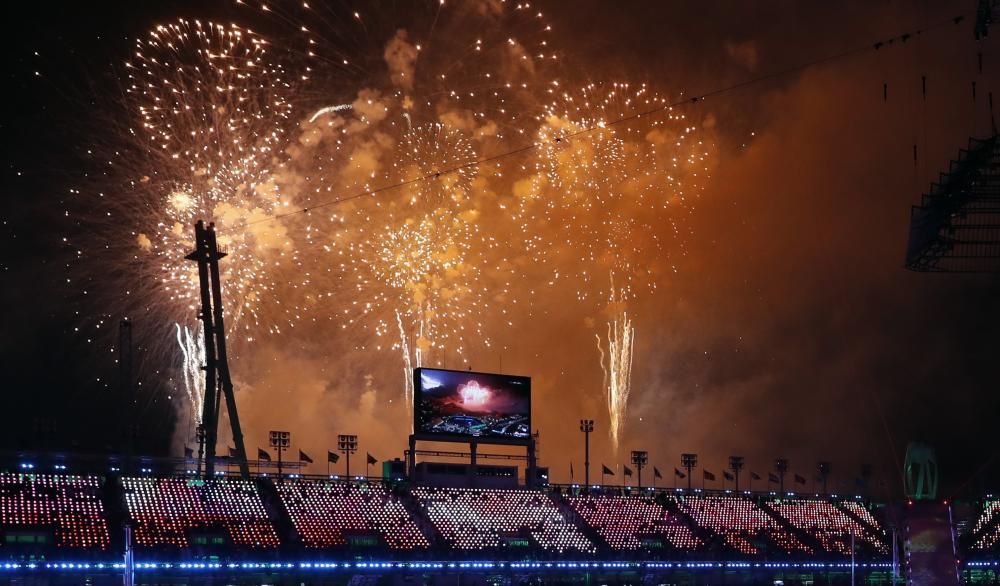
top-left (751, 471), bottom-right (762, 481)
top-left (299, 450), bottom-right (313, 464)
top-left (794, 474), bottom-right (806, 485)
top-left (257, 448), bottom-right (271, 462)
top-left (602, 464), bottom-right (615, 476)
top-left (366, 453), bottom-right (378, 466)
top-left (724, 471), bottom-right (735, 481)
top-left (183, 446), bottom-right (194, 459)
top-left (768, 472), bottom-right (780, 483)
top-left (654, 467), bottom-right (663, 479)
top-left (570, 462), bottom-right (575, 480)
top-left (623, 465), bottom-right (633, 477)
top-left (327, 450), bottom-right (340, 464)
top-left (703, 470), bottom-right (716, 481)
top-left (674, 468), bottom-right (686, 479)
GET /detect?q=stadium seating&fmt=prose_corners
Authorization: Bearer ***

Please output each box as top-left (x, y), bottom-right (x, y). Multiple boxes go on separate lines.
top-left (567, 495), bottom-right (701, 551)
top-left (970, 499), bottom-right (1000, 550)
top-left (0, 473), bottom-right (109, 550)
top-left (121, 477), bottom-right (279, 548)
top-left (769, 498), bottom-right (888, 555)
top-left (412, 487), bottom-right (595, 552)
top-left (674, 495), bottom-right (811, 555)
top-left (275, 480), bottom-right (428, 549)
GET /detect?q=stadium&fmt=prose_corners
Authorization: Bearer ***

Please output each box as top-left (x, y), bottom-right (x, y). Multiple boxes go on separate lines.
top-left (6, 0), bottom-right (1000, 585)
top-left (0, 453), bottom-right (993, 585)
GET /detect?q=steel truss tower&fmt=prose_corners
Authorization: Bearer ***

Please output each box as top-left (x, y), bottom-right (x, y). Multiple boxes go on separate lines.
top-left (186, 220), bottom-right (250, 479)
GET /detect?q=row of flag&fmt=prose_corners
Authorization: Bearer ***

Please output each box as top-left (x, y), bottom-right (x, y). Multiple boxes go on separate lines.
top-left (183, 447), bottom-right (379, 466)
top-left (573, 462), bottom-right (808, 484)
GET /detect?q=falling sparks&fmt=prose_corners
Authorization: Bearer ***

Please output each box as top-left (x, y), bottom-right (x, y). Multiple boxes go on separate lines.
top-left (69, 2), bottom-right (714, 452)
top-left (595, 275), bottom-right (635, 451)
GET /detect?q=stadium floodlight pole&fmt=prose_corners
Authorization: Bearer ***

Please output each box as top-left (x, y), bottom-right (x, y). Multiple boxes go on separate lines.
top-left (580, 420), bottom-right (594, 491)
top-left (269, 431), bottom-right (290, 482)
top-left (681, 453), bottom-right (698, 491)
top-left (631, 450), bottom-right (648, 490)
top-left (338, 434), bottom-right (358, 478)
top-left (729, 456), bottom-right (745, 492)
top-left (776, 458), bottom-right (789, 493)
top-left (818, 461), bottom-right (831, 494)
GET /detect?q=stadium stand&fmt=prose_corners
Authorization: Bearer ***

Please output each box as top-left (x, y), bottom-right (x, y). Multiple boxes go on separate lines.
top-left (275, 479), bottom-right (428, 549)
top-left (769, 498), bottom-right (888, 555)
top-left (412, 486), bottom-right (595, 553)
top-left (969, 499), bottom-right (1000, 550)
top-left (121, 477), bottom-right (279, 548)
top-left (566, 495), bottom-right (701, 551)
top-left (0, 473), bottom-right (110, 550)
top-left (674, 495), bottom-right (811, 555)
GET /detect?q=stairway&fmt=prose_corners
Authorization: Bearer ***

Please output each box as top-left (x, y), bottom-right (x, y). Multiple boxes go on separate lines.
top-left (903, 501), bottom-right (960, 586)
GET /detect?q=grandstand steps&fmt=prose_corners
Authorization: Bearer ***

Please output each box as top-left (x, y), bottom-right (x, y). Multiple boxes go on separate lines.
top-left (838, 502), bottom-right (886, 538)
top-left (549, 492), bottom-right (609, 553)
top-left (256, 478), bottom-right (300, 547)
top-left (657, 494), bottom-right (725, 553)
top-left (758, 499), bottom-right (823, 555)
top-left (395, 483), bottom-right (444, 549)
top-left (101, 474), bottom-right (127, 552)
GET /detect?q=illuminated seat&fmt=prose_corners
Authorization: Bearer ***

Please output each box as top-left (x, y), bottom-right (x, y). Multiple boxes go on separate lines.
top-left (567, 495), bottom-right (701, 551)
top-left (769, 498), bottom-right (888, 555)
top-left (122, 477), bottom-right (279, 548)
top-left (674, 495), bottom-right (811, 555)
top-left (412, 487), bottom-right (595, 553)
top-left (275, 480), bottom-right (427, 549)
top-left (970, 499), bottom-right (1000, 550)
top-left (0, 473), bottom-right (109, 550)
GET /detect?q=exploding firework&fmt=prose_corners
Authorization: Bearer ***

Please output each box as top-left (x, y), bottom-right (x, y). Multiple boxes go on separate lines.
top-left (69, 1), bottom-right (715, 456)
top-left (513, 82), bottom-right (712, 449)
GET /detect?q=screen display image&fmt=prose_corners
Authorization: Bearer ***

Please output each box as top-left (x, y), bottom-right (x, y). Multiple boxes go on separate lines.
top-left (414, 368), bottom-right (531, 440)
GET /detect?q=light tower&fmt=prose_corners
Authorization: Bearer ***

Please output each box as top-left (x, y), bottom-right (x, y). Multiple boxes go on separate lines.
top-left (631, 450), bottom-right (648, 489)
top-left (580, 419), bottom-right (594, 490)
top-left (338, 434), bottom-right (358, 478)
top-left (729, 456), bottom-right (745, 491)
top-left (681, 453), bottom-right (698, 490)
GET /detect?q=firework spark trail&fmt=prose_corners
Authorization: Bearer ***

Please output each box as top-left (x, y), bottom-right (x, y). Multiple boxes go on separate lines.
top-left (595, 276), bottom-right (636, 451)
top-left (72, 2), bottom-right (714, 454)
top-left (514, 83), bottom-right (711, 446)
top-left (175, 323), bottom-right (206, 433)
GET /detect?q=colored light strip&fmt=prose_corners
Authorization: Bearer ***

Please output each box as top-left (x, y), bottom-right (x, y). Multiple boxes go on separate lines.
top-left (0, 560), bottom-right (895, 573)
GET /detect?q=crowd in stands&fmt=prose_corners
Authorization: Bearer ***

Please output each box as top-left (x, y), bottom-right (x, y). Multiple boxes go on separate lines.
top-left (768, 498), bottom-right (888, 555)
top-left (276, 480), bottom-right (427, 549)
top-left (411, 486), bottom-right (596, 553)
top-left (0, 472), bottom-right (911, 561)
top-left (673, 495), bottom-right (812, 555)
top-left (0, 473), bottom-right (109, 550)
top-left (970, 499), bottom-right (1000, 550)
top-left (567, 495), bottom-right (701, 551)
top-left (121, 477), bottom-right (279, 548)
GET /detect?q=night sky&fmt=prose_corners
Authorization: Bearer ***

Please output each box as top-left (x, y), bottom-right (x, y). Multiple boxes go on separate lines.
top-left (2, 0), bottom-right (999, 498)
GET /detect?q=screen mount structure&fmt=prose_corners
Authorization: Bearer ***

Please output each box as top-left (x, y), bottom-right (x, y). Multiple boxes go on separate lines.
top-left (408, 367), bottom-right (537, 487)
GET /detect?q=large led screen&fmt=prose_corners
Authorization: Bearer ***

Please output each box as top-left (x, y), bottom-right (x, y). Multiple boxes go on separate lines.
top-left (414, 367), bottom-right (531, 440)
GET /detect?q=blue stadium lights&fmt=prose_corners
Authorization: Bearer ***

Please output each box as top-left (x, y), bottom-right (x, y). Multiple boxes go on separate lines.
top-left (0, 560), bottom-right (896, 573)
top-left (18, 463), bottom-right (34, 470)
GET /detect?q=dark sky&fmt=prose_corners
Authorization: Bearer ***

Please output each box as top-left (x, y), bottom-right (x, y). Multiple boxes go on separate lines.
top-left (1, 0), bottom-right (998, 498)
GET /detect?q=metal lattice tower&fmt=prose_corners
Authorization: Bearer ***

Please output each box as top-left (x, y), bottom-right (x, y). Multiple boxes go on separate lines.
top-left (186, 220), bottom-right (250, 479)
top-left (905, 135), bottom-right (1000, 272)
